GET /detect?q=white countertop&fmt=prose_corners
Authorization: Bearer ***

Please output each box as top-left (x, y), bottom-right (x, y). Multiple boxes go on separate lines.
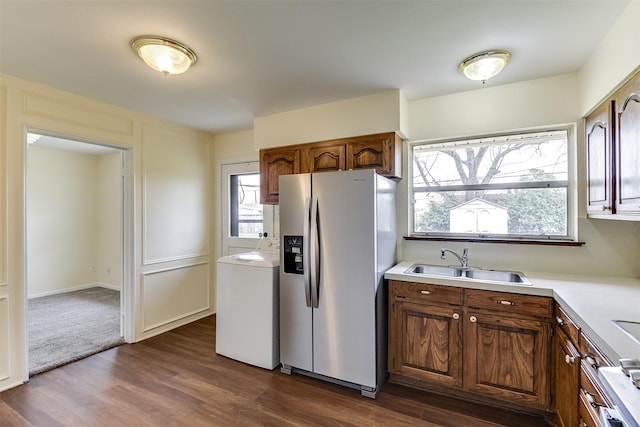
top-left (385, 262), bottom-right (640, 364)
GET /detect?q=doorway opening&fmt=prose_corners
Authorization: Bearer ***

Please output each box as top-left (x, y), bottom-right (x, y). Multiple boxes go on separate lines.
top-left (25, 131), bottom-right (131, 376)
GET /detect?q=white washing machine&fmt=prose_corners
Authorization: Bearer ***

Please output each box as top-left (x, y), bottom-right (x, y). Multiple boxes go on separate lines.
top-left (215, 246), bottom-right (279, 370)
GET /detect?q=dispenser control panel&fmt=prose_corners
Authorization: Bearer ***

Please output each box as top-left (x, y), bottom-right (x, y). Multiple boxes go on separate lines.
top-left (283, 235), bottom-right (303, 274)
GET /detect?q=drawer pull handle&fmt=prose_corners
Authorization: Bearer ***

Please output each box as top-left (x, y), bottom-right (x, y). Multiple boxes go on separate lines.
top-left (565, 354), bottom-right (576, 365)
top-left (452, 313), bottom-right (460, 320)
top-left (585, 355), bottom-right (599, 370)
top-left (496, 300), bottom-right (515, 306)
top-left (583, 390), bottom-right (602, 408)
top-left (419, 290), bottom-right (432, 295)
top-left (556, 316), bottom-right (565, 326)
top-left (470, 315), bottom-right (477, 323)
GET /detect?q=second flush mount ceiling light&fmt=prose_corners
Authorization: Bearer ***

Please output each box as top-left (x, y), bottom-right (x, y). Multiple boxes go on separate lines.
top-left (459, 50), bottom-right (511, 84)
top-left (131, 36), bottom-right (198, 75)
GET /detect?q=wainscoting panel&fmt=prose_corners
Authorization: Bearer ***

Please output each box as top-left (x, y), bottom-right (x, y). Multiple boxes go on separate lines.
top-left (23, 92), bottom-right (134, 137)
top-left (142, 125), bottom-right (210, 264)
top-left (0, 84), bottom-right (6, 288)
top-left (141, 262), bottom-right (210, 333)
top-left (0, 295), bottom-right (9, 381)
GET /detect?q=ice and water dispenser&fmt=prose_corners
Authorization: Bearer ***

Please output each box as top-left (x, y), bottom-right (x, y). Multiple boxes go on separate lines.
top-left (283, 235), bottom-right (304, 274)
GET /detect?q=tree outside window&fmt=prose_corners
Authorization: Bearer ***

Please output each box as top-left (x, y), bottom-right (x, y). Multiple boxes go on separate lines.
top-left (411, 129), bottom-right (569, 239)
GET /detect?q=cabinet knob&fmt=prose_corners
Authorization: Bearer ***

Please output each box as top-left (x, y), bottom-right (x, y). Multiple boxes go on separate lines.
top-left (565, 354), bottom-right (576, 365)
top-left (601, 205), bottom-right (611, 211)
top-left (496, 300), bottom-right (515, 306)
top-left (452, 313), bottom-right (460, 320)
top-left (556, 316), bottom-right (565, 326)
top-left (469, 315), bottom-right (477, 323)
top-left (584, 355), bottom-right (599, 369)
top-left (418, 290), bottom-right (432, 295)
top-left (583, 390), bottom-right (602, 408)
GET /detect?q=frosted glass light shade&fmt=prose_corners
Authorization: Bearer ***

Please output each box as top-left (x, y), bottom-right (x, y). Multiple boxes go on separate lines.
top-left (459, 50), bottom-right (511, 82)
top-left (131, 36), bottom-right (197, 75)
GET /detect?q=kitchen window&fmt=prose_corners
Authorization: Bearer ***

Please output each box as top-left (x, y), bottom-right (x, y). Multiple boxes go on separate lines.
top-left (410, 128), bottom-right (573, 242)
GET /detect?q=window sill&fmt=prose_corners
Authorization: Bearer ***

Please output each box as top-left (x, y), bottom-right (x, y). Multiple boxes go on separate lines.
top-left (404, 235), bottom-right (585, 246)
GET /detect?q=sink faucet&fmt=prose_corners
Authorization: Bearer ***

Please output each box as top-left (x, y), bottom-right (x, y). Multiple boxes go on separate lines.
top-left (440, 247), bottom-right (469, 268)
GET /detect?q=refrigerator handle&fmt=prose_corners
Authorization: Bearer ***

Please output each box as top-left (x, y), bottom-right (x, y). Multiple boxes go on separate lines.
top-left (302, 196), bottom-right (312, 308)
top-left (310, 195), bottom-right (320, 308)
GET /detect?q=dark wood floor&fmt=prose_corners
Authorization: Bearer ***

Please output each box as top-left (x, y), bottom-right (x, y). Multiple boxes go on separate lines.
top-left (0, 316), bottom-right (551, 426)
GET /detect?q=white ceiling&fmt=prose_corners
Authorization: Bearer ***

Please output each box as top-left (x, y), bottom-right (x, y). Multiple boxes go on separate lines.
top-left (0, 1), bottom-right (630, 135)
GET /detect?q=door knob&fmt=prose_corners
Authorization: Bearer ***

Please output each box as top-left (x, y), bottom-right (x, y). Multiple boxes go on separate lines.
top-left (469, 315), bottom-right (477, 323)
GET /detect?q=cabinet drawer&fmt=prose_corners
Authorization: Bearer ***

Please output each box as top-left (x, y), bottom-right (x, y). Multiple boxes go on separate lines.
top-left (579, 332), bottom-right (611, 378)
top-left (390, 280), bottom-right (463, 305)
top-left (554, 303), bottom-right (580, 345)
top-left (579, 389), bottom-right (603, 427)
top-left (464, 289), bottom-right (552, 318)
top-left (580, 367), bottom-right (613, 409)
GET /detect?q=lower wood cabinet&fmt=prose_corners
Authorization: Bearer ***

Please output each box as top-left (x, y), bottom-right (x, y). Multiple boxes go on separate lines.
top-left (389, 280), bottom-right (553, 412)
top-left (551, 302), bottom-right (614, 427)
top-left (464, 309), bottom-right (551, 409)
top-left (553, 328), bottom-right (580, 427)
top-left (389, 300), bottom-right (463, 388)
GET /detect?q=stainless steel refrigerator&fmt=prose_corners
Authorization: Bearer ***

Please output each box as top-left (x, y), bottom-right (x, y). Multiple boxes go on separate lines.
top-left (279, 169), bottom-right (397, 398)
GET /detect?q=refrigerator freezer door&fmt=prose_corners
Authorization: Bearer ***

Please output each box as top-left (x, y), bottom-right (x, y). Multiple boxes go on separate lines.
top-left (311, 170), bottom-right (377, 388)
top-left (279, 174), bottom-right (313, 372)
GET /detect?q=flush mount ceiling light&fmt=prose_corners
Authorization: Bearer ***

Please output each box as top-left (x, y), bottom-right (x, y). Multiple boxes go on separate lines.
top-left (131, 36), bottom-right (197, 75)
top-left (459, 50), bottom-right (511, 84)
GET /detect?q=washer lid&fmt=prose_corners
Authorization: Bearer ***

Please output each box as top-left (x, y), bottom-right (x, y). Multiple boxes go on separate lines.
top-left (217, 250), bottom-right (280, 267)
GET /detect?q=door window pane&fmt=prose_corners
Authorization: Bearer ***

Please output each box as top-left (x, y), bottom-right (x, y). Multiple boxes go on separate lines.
top-left (230, 173), bottom-right (263, 238)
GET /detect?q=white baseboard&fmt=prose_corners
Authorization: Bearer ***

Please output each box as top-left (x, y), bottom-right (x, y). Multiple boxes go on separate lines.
top-left (28, 282), bottom-right (121, 299)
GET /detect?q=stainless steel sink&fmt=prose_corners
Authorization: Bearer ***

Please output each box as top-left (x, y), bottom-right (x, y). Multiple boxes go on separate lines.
top-left (613, 320), bottom-right (640, 345)
top-left (462, 269), bottom-right (530, 284)
top-left (404, 263), bottom-right (531, 285)
top-left (404, 264), bottom-right (462, 277)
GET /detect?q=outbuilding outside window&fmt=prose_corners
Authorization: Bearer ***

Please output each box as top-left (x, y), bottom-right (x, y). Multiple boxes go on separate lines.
top-left (410, 128), bottom-right (571, 241)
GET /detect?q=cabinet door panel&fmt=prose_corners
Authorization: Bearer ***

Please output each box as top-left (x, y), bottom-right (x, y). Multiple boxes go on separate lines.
top-left (553, 329), bottom-right (580, 427)
top-left (302, 143), bottom-right (345, 173)
top-left (586, 102), bottom-right (613, 215)
top-left (464, 311), bottom-right (551, 409)
top-left (616, 92), bottom-right (640, 214)
top-left (345, 133), bottom-right (401, 177)
top-left (260, 148), bottom-right (300, 204)
top-left (391, 301), bottom-right (462, 388)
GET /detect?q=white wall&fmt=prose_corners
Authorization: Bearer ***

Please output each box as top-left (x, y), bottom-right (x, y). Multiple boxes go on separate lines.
top-left (0, 74), bottom-right (213, 392)
top-left (578, 1), bottom-right (640, 115)
top-left (98, 152), bottom-right (122, 288)
top-left (403, 74), bottom-right (640, 278)
top-left (254, 90), bottom-right (407, 149)
top-left (27, 147), bottom-right (99, 296)
top-left (26, 147), bottom-right (122, 297)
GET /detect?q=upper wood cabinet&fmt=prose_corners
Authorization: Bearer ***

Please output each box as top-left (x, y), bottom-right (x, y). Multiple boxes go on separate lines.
top-left (585, 101), bottom-right (613, 216)
top-left (259, 147), bottom-right (300, 205)
top-left (586, 70), bottom-right (640, 219)
top-left (614, 75), bottom-right (640, 215)
top-left (302, 140), bottom-right (345, 174)
top-left (345, 133), bottom-right (402, 176)
top-left (260, 132), bottom-right (403, 204)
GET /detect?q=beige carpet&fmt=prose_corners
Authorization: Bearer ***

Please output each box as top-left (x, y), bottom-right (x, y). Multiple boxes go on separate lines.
top-left (28, 287), bottom-right (123, 376)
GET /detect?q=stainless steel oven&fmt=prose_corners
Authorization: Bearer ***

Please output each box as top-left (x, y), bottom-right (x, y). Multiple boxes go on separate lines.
top-left (598, 364), bottom-right (640, 427)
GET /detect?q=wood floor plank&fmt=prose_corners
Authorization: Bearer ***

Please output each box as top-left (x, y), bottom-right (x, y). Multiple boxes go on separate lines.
top-left (1, 315), bottom-right (551, 426)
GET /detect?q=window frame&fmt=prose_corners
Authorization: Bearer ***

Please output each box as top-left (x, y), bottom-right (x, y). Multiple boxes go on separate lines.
top-left (408, 125), bottom-right (578, 243)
